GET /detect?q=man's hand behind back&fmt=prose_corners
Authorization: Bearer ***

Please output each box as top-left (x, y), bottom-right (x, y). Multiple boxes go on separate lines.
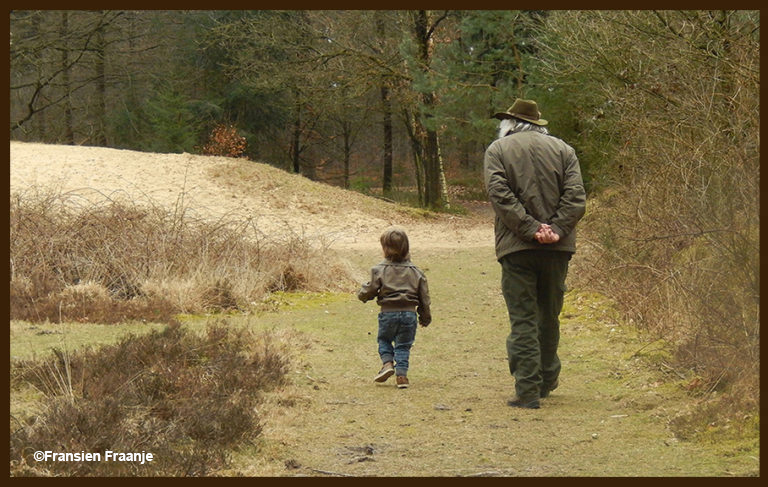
top-left (535, 224), bottom-right (560, 244)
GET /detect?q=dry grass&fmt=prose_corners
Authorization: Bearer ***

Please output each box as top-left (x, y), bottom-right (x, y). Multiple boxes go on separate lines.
top-left (570, 115), bottom-right (760, 426)
top-left (542, 11), bottom-right (760, 429)
top-left (10, 320), bottom-right (290, 476)
top-left (523, 11), bottom-right (761, 436)
top-left (9, 189), bottom-right (356, 324)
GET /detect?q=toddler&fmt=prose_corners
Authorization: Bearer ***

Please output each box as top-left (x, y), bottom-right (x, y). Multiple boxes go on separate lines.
top-left (357, 226), bottom-right (431, 388)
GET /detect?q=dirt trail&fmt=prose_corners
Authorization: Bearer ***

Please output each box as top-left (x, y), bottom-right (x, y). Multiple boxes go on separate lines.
top-left (227, 245), bottom-right (757, 477)
top-left (9, 142), bottom-right (758, 476)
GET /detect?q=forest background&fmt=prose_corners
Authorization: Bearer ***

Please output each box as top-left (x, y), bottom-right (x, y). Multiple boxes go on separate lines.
top-left (10, 9), bottom-right (759, 467)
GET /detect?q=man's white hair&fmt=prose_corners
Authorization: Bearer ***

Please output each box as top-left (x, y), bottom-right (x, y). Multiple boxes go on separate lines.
top-left (498, 118), bottom-right (549, 139)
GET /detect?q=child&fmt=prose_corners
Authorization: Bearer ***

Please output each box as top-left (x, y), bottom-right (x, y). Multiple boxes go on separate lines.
top-left (357, 226), bottom-right (431, 389)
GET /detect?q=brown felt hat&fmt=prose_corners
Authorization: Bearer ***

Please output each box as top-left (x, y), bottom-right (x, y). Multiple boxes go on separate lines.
top-left (492, 98), bottom-right (548, 126)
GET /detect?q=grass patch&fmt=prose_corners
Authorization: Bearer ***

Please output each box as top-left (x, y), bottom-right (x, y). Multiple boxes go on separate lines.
top-left (10, 320), bottom-right (165, 361)
top-left (258, 291), bottom-right (350, 312)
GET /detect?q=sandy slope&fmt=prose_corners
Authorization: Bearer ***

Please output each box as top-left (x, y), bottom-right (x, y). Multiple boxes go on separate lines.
top-left (9, 142), bottom-right (493, 250)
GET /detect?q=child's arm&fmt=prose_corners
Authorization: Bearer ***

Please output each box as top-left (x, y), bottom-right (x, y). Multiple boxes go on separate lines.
top-left (357, 268), bottom-right (380, 303)
top-left (417, 274), bottom-right (432, 326)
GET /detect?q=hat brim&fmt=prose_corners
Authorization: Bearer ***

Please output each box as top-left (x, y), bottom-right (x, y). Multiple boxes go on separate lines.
top-left (492, 112), bottom-right (548, 126)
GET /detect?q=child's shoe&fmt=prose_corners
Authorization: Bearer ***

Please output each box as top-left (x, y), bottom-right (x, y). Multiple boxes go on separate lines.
top-left (374, 362), bottom-right (395, 382)
top-left (396, 376), bottom-right (410, 389)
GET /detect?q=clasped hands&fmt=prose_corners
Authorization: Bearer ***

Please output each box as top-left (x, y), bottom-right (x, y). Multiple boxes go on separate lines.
top-left (535, 223), bottom-right (560, 244)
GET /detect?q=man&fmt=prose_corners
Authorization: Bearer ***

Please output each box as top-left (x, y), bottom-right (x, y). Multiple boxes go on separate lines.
top-left (483, 99), bottom-right (586, 409)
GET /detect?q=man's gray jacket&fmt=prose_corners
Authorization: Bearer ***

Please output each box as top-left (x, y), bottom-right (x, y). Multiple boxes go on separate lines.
top-left (484, 131), bottom-right (586, 261)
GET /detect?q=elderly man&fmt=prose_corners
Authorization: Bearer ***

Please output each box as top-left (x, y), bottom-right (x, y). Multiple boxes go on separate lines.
top-left (483, 99), bottom-right (586, 409)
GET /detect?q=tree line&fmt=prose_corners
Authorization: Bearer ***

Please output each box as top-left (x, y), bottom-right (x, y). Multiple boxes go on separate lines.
top-left (10, 10), bottom-right (546, 209)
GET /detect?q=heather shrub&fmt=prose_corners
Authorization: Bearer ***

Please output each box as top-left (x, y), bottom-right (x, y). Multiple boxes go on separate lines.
top-left (10, 320), bottom-right (289, 476)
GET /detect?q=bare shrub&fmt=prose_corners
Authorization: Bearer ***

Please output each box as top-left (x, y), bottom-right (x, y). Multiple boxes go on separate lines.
top-left (9, 190), bottom-right (355, 323)
top-left (10, 320), bottom-right (289, 476)
top-left (539, 10), bottom-right (759, 426)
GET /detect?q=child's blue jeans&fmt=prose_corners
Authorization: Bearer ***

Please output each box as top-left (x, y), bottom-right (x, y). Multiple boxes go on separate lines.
top-left (377, 311), bottom-right (418, 376)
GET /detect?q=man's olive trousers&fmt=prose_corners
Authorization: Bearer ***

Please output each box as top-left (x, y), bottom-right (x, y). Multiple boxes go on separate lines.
top-left (500, 250), bottom-right (571, 400)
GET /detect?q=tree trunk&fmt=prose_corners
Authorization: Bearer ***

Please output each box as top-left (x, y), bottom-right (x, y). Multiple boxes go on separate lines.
top-left (376, 13), bottom-right (394, 195)
top-left (436, 133), bottom-right (449, 207)
top-left (412, 10), bottom-right (449, 210)
top-left (381, 84), bottom-right (394, 195)
top-left (404, 108), bottom-right (425, 206)
top-left (343, 120), bottom-right (351, 189)
top-left (291, 99), bottom-right (301, 174)
top-left (29, 13), bottom-right (47, 140)
top-left (95, 13), bottom-right (107, 145)
top-left (60, 11), bottom-right (74, 145)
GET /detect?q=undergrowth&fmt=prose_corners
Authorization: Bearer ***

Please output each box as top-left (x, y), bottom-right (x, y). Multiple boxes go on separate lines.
top-left (10, 320), bottom-right (289, 476)
top-left (9, 190), bottom-right (355, 324)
